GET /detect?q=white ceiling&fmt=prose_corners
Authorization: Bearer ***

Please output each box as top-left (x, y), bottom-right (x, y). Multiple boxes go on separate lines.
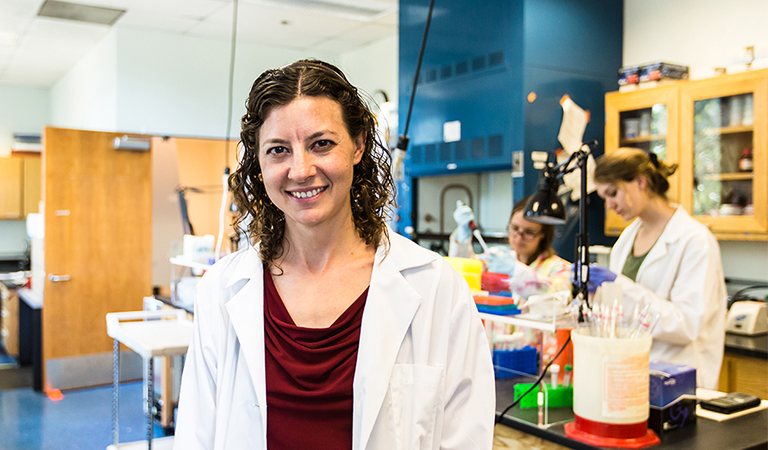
top-left (0, 0), bottom-right (399, 88)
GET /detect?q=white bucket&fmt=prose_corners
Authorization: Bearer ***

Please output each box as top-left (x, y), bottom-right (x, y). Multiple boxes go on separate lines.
top-left (571, 328), bottom-right (652, 425)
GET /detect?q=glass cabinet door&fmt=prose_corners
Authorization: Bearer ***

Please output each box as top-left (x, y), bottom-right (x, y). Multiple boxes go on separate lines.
top-left (691, 93), bottom-right (754, 217)
top-left (680, 72), bottom-right (767, 238)
top-left (604, 86), bottom-right (679, 236)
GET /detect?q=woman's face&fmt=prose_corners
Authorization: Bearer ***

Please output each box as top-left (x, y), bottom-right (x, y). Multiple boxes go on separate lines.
top-left (508, 210), bottom-right (544, 263)
top-left (595, 177), bottom-right (647, 221)
top-left (258, 96), bottom-right (364, 231)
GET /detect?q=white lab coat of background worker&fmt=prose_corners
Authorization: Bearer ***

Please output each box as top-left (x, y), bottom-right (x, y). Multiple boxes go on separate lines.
top-left (593, 148), bottom-right (727, 389)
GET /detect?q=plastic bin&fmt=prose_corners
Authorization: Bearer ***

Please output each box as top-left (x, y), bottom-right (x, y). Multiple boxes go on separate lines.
top-left (444, 257), bottom-right (482, 291)
top-left (492, 345), bottom-right (538, 378)
top-left (474, 294), bottom-right (519, 315)
top-left (481, 271), bottom-right (510, 294)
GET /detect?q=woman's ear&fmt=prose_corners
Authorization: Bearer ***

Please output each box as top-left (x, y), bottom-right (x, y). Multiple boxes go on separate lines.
top-left (353, 132), bottom-right (366, 164)
top-left (636, 175), bottom-right (648, 191)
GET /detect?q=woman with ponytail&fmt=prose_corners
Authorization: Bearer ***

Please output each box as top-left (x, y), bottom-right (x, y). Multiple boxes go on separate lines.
top-left (587, 148), bottom-right (727, 389)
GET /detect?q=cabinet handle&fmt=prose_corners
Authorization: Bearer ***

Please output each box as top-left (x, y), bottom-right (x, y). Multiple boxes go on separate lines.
top-left (48, 274), bottom-right (71, 282)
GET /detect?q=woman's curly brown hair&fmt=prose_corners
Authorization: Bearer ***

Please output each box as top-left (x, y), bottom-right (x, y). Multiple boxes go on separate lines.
top-left (229, 59), bottom-right (395, 266)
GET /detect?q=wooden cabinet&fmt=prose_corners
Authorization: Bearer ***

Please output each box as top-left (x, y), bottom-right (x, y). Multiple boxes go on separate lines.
top-left (679, 70), bottom-right (767, 240)
top-left (0, 157), bottom-right (23, 219)
top-left (604, 85), bottom-right (680, 235)
top-left (23, 154), bottom-right (42, 216)
top-left (719, 352), bottom-right (768, 399)
top-left (1, 286), bottom-right (19, 357)
top-left (604, 69), bottom-right (768, 240)
top-left (0, 153), bottom-right (42, 220)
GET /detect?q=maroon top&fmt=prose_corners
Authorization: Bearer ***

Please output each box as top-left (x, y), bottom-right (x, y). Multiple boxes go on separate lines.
top-left (264, 270), bottom-right (368, 450)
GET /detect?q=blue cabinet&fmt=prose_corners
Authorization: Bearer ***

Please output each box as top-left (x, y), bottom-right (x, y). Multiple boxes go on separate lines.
top-left (396, 0), bottom-right (622, 255)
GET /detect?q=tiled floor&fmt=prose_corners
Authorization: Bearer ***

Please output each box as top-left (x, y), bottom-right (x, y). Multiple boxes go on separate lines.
top-left (0, 381), bottom-right (167, 450)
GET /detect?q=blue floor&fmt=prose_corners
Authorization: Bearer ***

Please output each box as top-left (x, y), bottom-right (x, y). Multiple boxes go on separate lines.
top-left (0, 382), bottom-right (167, 450)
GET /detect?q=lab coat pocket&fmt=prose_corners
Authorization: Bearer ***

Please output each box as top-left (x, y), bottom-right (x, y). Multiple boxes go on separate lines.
top-left (390, 364), bottom-right (445, 450)
top-left (224, 387), bottom-right (264, 448)
top-left (223, 402), bottom-right (264, 448)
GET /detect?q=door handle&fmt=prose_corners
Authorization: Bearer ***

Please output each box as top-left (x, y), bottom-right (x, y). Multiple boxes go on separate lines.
top-left (48, 274), bottom-right (71, 282)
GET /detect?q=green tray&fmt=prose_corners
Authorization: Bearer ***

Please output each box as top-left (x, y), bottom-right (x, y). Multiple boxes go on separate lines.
top-left (513, 383), bottom-right (574, 409)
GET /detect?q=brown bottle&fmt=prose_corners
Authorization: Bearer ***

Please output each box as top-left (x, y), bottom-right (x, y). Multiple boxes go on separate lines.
top-left (738, 148), bottom-right (753, 172)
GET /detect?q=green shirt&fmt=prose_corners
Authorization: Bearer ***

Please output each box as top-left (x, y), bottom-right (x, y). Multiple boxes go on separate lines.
top-left (622, 248), bottom-right (649, 281)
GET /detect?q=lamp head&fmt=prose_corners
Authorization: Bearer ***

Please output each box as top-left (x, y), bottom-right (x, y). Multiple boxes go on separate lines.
top-left (523, 166), bottom-right (566, 225)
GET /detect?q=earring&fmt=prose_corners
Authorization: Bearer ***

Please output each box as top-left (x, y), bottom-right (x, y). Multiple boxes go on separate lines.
top-left (258, 173), bottom-right (263, 182)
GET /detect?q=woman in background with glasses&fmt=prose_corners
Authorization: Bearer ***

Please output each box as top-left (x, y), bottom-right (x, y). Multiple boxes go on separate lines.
top-left (450, 196), bottom-right (571, 299)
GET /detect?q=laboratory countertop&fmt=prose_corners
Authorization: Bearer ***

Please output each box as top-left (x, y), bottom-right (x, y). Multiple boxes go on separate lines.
top-left (495, 378), bottom-right (768, 450)
top-left (724, 332), bottom-right (768, 359)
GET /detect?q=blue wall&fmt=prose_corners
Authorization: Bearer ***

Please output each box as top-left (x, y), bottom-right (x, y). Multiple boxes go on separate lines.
top-left (398, 0), bottom-right (622, 255)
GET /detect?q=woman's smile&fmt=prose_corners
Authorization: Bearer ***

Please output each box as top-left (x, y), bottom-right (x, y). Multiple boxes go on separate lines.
top-left (288, 186), bottom-right (327, 200)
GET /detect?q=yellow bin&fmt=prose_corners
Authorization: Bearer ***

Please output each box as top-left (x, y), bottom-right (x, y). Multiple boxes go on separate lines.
top-left (444, 257), bottom-right (483, 292)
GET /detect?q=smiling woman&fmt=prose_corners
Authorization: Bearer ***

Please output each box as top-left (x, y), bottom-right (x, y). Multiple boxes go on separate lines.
top-left (173, 60), bottom-right (495, 450)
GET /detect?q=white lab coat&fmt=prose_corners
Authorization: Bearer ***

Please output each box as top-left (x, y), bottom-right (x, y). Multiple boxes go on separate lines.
top-left (610, 206), bottom-right (727, 389)
top-left (173, 230), bottom-right (495, 450)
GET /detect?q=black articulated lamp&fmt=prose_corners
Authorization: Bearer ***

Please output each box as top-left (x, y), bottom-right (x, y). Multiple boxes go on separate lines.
top-left (523, 141), bottom-right (599, 313)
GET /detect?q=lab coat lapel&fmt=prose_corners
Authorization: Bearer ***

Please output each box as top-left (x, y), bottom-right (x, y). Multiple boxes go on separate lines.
top-left (354, 233), bottom-right (434, 450)
top-left (224, 247), bottom-right (268, 435)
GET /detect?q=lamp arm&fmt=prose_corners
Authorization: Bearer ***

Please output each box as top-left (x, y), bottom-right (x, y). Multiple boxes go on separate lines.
top-left (552, 140), bottom-right (599, 179)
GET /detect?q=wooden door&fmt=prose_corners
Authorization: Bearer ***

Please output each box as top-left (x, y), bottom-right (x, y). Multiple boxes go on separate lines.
top-left (43, 127), bottom-right (152, 390)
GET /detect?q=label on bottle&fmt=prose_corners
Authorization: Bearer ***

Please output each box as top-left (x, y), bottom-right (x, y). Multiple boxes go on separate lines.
top-left (739, 157), bottom-right (753, 172)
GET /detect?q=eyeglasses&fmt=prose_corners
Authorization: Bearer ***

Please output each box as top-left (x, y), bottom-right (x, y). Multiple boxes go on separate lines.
top-left (509, 224), bottom-right (543, 240)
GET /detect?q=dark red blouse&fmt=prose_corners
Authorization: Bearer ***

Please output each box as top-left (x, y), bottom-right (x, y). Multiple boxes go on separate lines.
top-left (264, 270), bottom-right (368, 450)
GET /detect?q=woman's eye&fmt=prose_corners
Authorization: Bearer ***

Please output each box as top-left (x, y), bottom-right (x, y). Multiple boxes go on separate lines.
top-left (314, 139), bottom-right (334, 150)
top-left (266, 146), bottom-right (288, 155)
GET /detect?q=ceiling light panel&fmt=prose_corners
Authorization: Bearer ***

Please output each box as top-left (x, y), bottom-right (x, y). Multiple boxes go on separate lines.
top-left (29, 16), bottom-right (113, 43)
top-left (38, 0), bottom-right (126, 26)
top-left (246, 0), bottom-right (394, 20)
top-left (117, 12), bottom-right (202, 34)
top-left (0, 0), bottom-right (43, 16)
top-left (74, 0), bottom-right (228, 21)
top-left (0, 15), bottom-right (33, 35)
top-left (0, 31), bottom-right (20, 46)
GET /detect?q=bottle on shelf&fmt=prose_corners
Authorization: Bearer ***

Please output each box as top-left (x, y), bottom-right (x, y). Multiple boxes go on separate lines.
top-left (738, 147), bottom-right (753, 172)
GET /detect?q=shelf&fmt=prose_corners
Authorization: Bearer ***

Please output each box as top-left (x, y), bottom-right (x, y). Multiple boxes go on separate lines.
top-left (479, 312), bottom-right (573, 332)
top-left (699, 124), bottom-right (754, 136)
top-left (699, 172), bottom-right (754, 181)
top-left (169, 256), bottom-right (212, 272)
top-left (107, 436), bottom-right (175, 449)
top-left (620, 133), bottom-right (667, 145)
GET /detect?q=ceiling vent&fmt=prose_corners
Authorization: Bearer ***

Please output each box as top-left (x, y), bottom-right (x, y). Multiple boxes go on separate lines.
top-left (37, 0), bottom-right (125, 26)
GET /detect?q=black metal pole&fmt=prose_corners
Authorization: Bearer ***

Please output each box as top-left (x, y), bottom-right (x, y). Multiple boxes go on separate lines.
top-left (578, 150), bottom-right (590, 308)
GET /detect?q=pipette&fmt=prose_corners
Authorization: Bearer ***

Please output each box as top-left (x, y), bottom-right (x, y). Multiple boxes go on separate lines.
top-left (473, 229), bottom-right (490, 253)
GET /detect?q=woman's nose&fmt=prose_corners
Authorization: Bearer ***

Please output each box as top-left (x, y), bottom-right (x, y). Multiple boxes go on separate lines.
top-left (288, 151), bottom-right (316, 181)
